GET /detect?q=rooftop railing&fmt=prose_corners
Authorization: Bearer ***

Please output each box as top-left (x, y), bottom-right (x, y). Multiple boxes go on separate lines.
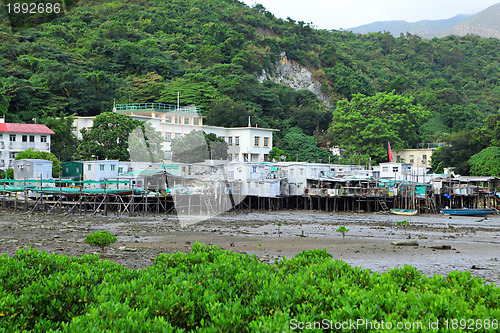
top-left (115, 103), bottom-right (201, 115)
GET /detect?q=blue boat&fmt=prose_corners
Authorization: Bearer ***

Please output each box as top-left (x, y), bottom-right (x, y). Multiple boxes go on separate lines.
top-left (441, 209), bottom-right (493, 217)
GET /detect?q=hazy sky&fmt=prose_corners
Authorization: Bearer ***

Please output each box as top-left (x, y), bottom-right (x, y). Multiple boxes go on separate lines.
top-left (240, 0), bottom-right (499, 30)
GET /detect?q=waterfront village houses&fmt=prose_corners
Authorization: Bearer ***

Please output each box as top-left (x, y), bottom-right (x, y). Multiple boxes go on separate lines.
top-left (13, 159), bottom-right (53, 180)
top-left (0, 118), bottom-right (54, 169)
top-left (72, 103), bottom-right (277, 163)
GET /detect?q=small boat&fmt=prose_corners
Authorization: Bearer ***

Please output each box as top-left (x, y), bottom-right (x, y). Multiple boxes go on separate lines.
top-left (390, 208), bottom-right (418, 216)
top-left (441, 208), bottom-right (493, 217)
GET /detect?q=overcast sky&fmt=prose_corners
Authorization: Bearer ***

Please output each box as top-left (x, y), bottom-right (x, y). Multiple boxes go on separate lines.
top-left (240, 0), bottom-right (499, 30)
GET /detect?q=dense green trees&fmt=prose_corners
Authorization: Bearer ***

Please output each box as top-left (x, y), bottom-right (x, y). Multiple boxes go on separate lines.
top-left (0, 0), bottom-right (498, 164)
top-left (171, 130), bottom-right (208, 163)
top-left (431, 130), bottom-right (487, 175)
top-left (330, 92), bottom-right (428, 163)
top-left (170, 131), bottom-right (228, 163)
top-left (0, 80), bottom-right (9, 119)
top-left (204, 133), bottom-right (228, 160)
top-left (73, 112), bottom-right (143, 161)
top-left (42, 115), bottom-right (77, 162)
top-left (128, 122), bottom-right (164, 163)
top-left (468, 147), bottom-right (500, 177)
top-left (275, 128), bottom-right (332, 163)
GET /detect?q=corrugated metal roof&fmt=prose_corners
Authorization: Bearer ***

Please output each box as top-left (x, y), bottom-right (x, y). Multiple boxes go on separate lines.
top-left (0, 123), bottom-right (55, 134)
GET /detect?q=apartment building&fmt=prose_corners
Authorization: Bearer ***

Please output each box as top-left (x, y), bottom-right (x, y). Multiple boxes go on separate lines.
top-left (72, 103), bottom-right (277, 163)
top-left (0, 119), bottom-right (54, 169)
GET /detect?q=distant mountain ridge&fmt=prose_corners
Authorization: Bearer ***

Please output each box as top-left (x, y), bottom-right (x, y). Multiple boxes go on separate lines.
top-left (347, 14), bottom-right (471, 37)
top-left (435, 2), bottom-right (500, 38)
top-left (347, 2), bottom-right (500, 39)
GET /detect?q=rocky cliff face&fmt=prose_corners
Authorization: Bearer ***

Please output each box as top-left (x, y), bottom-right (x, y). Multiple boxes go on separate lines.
top-left (257, 52), bottom-right (330, 105)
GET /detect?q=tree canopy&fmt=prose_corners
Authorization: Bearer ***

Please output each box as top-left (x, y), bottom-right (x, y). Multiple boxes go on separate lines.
top-left (329, 91), bottom-right (428, 163)
top-left (276, 128), bottom-right (332, 163)
top-left (171, 130), bottom-right (209, 164)
top-left (73, 112), bottom-right (143, 161)
top-left (468, 147), bottom-right (500, 177)
top-left (128, 122), bottom-right (165, 163)
top-left (42, 115), bottom-right (77, 162)
top-left (431, 130), bottom-right (487, 175)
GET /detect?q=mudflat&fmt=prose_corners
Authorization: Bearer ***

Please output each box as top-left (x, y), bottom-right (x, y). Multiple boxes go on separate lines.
top-left (1, 210), bottom-right (499, 285)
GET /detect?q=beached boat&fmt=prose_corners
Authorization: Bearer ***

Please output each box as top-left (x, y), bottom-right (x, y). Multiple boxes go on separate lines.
top-left (441, 208), bottom-right (493, 217)
top-left (390, 208), bottom-right (418, 216)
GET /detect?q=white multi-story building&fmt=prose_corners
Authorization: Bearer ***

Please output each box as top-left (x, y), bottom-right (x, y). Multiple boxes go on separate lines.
top-left (204, 125), bottom-right (276, 163)
top-left (0, 119), bottom-right (54, 169)
top-left (72, 103), bottom-right (277, 163)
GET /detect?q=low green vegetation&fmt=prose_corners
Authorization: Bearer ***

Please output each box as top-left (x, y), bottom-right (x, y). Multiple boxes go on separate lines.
top-left (336, 225), bottom-right (350, 243)
top-left (397, 220), bottom-right (410, 236)
top-left (1, 244), bottom-right (499, 331)
top-left (0, 244), bottom-right (499, 331)
top-left (84, 231), bottom-right (117, 255)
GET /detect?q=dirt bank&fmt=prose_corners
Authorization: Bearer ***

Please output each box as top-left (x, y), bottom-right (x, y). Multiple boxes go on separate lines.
top-left (1, 210), bottom-right (499, 285)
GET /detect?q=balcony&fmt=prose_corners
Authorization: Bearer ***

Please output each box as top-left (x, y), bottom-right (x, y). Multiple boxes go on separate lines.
top-left (8, 142), bottom-right (50, 152)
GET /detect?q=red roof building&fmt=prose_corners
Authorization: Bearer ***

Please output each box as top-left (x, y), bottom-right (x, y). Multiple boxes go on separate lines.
top-left (0, 123), bottom-right (55, 135)
top-left (0, 121), bottom-right (54, 169)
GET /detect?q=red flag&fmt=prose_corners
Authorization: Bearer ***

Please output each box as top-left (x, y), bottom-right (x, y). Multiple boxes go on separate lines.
top-left (388, 142), bottom-right (393, 162)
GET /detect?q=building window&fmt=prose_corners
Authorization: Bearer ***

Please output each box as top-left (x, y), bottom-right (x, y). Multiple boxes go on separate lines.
top-left (184, 117), bottom-right (190, 125)
top-left (175, 116), bottom-right (181, 124)
top-left (9, 135), bottom-right (16, 142)
top-left (235, 136), bottom-right (239, 146)
top-left (29, 135), bottom-right (35, 142)
top-left (165, 132), bottom-right (172, 141)
top-left (228, 154), bottom-right (232, 161)
top-left (41, 136), bottom-right (47, 143)
top-left (193, 117), bottom-right (199, 125)
top-left (227, 137), bottom-right (233, 146)
top-left (76, 167), bottom-right (80, 173)
top-left (409, 155), bottom-right (414, 163)
top-left (252, 166), bottom-right (257, 172)
top-left (22, 135), bottom-right (28, 142)
top-left (263, 154), bottom-right (269, 162)
top-left (253, 136), bottom-right (260, 147)
top-left (164, 117), bottom-right (171, 123)
top-left (110, 165), bottom-right (116, 171)
top-left (118, 167), bottom-right (123, 174)
top-left (382, 167), bottom-right (388, 172)
top-left (243, 153), bottom-right (249, 162)
top-left (87, 164), bottom-right (92, 171)
top-left (174, 133), bottom-right (182, 139)
top-left (99, 164), bottom-right (104, 171)
top-left (422, 155), bottom-right (427, 163)
top-left (392, 167), bottom-right (399, 172)
top-left (263, 137), bottom-right (269, 147)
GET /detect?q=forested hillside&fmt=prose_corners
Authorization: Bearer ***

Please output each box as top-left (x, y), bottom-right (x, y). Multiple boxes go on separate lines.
top-left (0, 0), bottom-right (498, 168)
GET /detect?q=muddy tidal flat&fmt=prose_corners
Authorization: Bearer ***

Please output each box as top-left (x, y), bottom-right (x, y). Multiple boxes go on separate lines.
top-left (1, 210), bottom-right (499, 285)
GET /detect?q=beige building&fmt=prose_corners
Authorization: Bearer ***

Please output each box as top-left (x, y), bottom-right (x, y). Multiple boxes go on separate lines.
top-left (393, 148), bottom-right (435, 168)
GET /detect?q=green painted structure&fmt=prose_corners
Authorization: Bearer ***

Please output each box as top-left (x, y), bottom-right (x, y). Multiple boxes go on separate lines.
top-left (61, 161), bottom-right (83, 180)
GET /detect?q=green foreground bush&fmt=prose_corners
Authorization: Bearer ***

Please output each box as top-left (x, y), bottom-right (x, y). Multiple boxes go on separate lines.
top-left (0, 244), bottom-right (499, 332)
